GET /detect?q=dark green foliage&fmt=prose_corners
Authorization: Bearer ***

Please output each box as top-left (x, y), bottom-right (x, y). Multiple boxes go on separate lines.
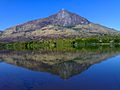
top-left (1, 35), bottom-right (120, 51)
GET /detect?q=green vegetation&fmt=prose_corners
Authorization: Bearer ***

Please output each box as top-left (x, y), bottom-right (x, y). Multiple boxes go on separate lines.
top-left (1, 35), bottom-right (120, 51)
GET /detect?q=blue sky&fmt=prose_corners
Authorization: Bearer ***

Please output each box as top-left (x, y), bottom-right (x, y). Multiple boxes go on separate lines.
top-left (0, 0), bottom-right (120, 30)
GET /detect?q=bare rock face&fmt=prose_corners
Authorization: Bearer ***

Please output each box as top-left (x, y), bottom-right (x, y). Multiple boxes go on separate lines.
top-left (0, 31), bottom-right (3, 34)
top-left (48, 9), bottom-right (90, 26)
top-left (0, 9), bottom-right (119, 42)
top-left (4, 9), bottom-right (90, 33)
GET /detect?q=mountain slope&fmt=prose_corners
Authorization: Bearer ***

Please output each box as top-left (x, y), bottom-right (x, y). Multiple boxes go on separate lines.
top-left (0, 9), bottom-right (119, 42)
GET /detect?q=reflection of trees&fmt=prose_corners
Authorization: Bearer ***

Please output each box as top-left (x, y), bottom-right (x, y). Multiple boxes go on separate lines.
top-left (0, 48), bottom-right (119, 79)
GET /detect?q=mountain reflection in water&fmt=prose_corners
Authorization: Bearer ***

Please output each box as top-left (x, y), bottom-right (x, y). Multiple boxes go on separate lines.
top-left (0, 46), bottom-right (119, 79)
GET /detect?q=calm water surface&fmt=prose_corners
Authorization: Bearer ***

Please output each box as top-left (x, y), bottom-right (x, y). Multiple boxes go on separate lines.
top-left (0, 49), bottom-right (120, 90)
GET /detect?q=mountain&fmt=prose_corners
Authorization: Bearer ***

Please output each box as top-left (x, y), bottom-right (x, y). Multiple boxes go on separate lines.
top-left (0, 31), bottom-right (3, 35)
top-left (0, 9), bottom-right (119, 42)
top-left (0, 49), bottom-right (119, 79)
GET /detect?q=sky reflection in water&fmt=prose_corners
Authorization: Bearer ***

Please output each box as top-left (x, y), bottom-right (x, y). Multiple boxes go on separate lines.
top-left (0, 48), bottom-right (120, 90)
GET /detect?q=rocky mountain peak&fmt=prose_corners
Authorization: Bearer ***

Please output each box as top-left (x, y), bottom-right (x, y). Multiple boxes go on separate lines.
top-left (1, 9), bottom-right (118, 42)
top-left (57, 9), bottom-right (70, 18)
top-left (4, 9), bottom-right (91, 32)
top-left (58, 9), bottom-right (68, 13)
top-left (49, 9), bottom-right (90, 26)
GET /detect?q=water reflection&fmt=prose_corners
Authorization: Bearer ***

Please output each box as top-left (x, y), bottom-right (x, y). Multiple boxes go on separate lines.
top-left (0, 46), bottom-right (120, 79)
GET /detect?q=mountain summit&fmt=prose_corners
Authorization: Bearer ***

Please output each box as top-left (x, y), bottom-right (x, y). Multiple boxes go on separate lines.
top-left (0, 9), bottom-right (119, 42)
top-left (4, 9), bottom-right (90, 33)
top-left (48, 9), bottom-right (90, 26)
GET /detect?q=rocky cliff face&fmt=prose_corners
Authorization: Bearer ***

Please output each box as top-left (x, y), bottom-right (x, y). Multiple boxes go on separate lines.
top-left (0, 9), bottom-right (119, 42)
top-left (48, 9), bottom-right (90, 26)
top-left (4, 9), bottom-right (90, 33)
